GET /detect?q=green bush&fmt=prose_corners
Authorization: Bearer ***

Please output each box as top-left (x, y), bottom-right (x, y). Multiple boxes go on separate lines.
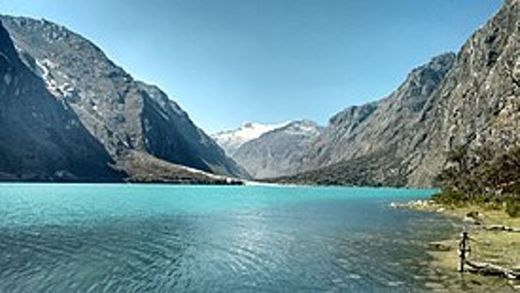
top-left (505, 199), bottom-right (520, 218)
top-left (433, 189), bottom-right (520, 217)
top-left (434, 145), bottom-right (520, 216)
top-left (432, 189), bottom-right (469, 206)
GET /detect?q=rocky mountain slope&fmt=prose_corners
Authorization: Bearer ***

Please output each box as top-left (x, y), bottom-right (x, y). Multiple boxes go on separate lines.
top-left (0, 20), bottom-right (121, 181)
top-left (231, 120), bottom-right (322, 179)
top-left (212, 121), bottom-right (289, 156)
top-left (277, 52), bottom-right (457, 187)
top-left (0, 15), bottom-right (249, 182)
top-left (410, 0), bottom-right (520, 186)
top-left (277, 0), bottom-right (520, 187)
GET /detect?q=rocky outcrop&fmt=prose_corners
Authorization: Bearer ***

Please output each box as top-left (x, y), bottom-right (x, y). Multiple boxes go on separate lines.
top-left (0, 20), bottom-right (121, 181)
top-left (0, 15), bottom-right (249, 182)
top-left (231, 120), bottom-right (322, 179)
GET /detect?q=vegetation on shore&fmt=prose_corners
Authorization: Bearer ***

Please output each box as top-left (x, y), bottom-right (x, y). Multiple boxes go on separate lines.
top-left (434, 145), bottom-right (520, 217)
top-left (432, 192), bottom-right (520, 218)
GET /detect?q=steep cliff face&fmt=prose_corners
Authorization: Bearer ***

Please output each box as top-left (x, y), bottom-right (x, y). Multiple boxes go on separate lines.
top-left (231, 120), bottom-right (322, 179)
top-left (410, 0), bottom-right (520, 186)
top-left (0, 20), bottom-right (121, 181)
top-left (0, 15), bottom-right (249, 180)
top-left (281, 0), bottom-right (520, 187)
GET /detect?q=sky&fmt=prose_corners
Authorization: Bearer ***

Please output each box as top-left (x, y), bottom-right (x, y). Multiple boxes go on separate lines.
top-left (0, 0), bottom-right (503, 133)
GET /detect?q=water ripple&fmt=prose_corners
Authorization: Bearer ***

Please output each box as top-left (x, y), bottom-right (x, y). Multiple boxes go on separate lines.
top-left (0, 184), bottom-right (453, 292)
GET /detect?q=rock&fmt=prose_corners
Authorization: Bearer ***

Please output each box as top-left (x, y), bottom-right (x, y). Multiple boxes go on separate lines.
top-left (463, 211), bottom-right (484, 225)
top-left (466, 211), bottom-right (484, 220)
top-left (427, 241), bottom-right (451, 252)
top-left (513, 58), bottom-right (520, 84)
top-left (463, 216), bottom-right (481, 225)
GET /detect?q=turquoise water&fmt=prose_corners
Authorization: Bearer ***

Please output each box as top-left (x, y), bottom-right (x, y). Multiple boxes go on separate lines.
top-left (0, 184), bottom-right (454, 292)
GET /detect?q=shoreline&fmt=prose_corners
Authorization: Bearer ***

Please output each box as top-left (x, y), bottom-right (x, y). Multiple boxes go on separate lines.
top-left (392, 199), bottom-right (520, 291)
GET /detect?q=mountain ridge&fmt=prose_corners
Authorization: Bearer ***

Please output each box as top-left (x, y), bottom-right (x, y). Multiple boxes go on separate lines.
top-left (0, 15), bottom-right (249, 183)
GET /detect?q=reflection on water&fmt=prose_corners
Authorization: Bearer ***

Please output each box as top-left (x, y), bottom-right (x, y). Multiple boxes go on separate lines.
top-left (0, 184), bottom-right (455, 292)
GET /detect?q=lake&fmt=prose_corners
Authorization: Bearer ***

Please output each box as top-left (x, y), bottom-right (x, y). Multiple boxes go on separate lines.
top-left (0, 184), bottom-right (456, 292)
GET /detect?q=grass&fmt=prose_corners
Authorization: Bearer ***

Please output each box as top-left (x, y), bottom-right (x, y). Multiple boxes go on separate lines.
top-left (423, 204), bottom-right (520, 290)
top-left (430, 191), bottom-right (520, 269)
top-left (432, 191), bottom-right (520, 218)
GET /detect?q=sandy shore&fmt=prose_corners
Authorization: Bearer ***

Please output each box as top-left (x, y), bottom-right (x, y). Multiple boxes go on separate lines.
top-left (392, 200), bottom-right (520, 291)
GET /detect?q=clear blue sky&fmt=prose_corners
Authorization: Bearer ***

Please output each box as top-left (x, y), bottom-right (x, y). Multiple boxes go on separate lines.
top-left (1, 0), bottom-right (502, 133)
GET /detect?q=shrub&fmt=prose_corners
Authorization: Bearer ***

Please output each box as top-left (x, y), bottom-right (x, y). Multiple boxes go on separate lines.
top-left (505, 198), bottom-right (520, 218)
top-left (432, 189), bottom-right (469, 206)
top-left (435, 145), bottom-right (520, 215)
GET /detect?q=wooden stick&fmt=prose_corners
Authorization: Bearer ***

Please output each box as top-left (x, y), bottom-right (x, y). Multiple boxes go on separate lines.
top-left (481, 225), bottom-right (520, 233)
top-left (465, 260), bottom-right (520, 280)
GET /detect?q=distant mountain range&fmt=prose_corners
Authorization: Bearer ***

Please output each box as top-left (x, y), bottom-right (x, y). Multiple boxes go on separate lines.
top-left (213, 120), bottom-right (322, 179)
top-left (0, 15), bottom-right (247, 183)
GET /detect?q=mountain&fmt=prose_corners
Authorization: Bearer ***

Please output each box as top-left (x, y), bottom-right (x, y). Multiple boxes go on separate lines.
top-left (0, 20), bottom-right (121, 181)
top-left (0, 15), bottom-right (249, 182)
top-left (212, 121), bottom-right (289, 156)
top-left (277, 0), bottom-right (520, 188)
top-left (304, 52), bottom-right (456, 170)
top-left (417, 0), bottom-right (520, 190)
top-left (275, 53), bottom-right (456, 187)
top-left (231, 120), bottom-right (322, 179)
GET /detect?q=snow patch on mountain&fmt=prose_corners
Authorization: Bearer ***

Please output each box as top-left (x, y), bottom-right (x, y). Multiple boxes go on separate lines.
top-left (212, 121), bottom-right (289, 155)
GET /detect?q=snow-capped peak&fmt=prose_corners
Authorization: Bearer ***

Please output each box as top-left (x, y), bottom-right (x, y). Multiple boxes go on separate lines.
top-left (280, 120), bottom-right (323, 136)
top-left (212, 121), bottom-right (289, 155)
